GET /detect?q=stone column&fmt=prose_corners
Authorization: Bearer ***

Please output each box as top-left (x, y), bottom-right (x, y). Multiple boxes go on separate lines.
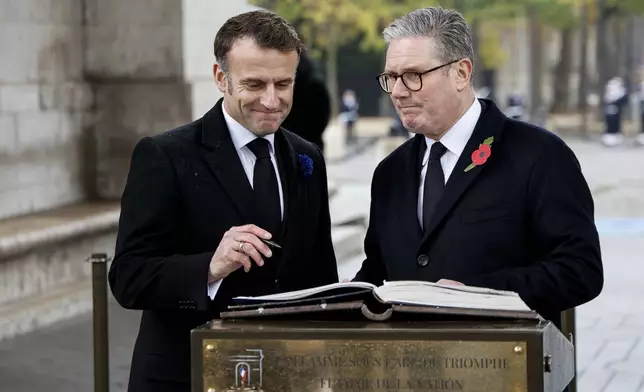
top-left (89, 0), bottom-right (255, 199)
top-left (85, 0), bottom-right (192, 199)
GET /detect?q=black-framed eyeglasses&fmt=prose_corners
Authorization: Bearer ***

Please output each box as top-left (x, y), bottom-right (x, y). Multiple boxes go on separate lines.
top-left (376, 59), bottom-right (461, 93)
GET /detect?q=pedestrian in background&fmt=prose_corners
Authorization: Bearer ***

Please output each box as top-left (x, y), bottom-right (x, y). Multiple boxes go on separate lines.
top-left (339, 89), bottom-right (359, 145)
top-left (506, 85), bottom-right (525, 121)
top-left (601, 76), bottom-right (628, 147)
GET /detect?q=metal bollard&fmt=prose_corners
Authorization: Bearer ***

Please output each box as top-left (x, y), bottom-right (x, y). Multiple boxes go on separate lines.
top-left (87, 253), bottom-right (111, 392)
top-left (562, 308), bottom-right (577, 392)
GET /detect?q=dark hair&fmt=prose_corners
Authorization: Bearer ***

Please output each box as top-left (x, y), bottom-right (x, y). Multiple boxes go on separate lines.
top-left (214, 10), bottom-right (305, 72)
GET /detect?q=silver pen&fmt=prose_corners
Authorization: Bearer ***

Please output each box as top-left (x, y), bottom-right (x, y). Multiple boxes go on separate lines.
top-left (261, 238), bottom-right (282, 249)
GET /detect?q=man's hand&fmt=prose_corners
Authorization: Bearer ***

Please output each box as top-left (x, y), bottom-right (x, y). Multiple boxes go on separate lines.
top-left (209, 224), bottom-right (273, 282)
top-left (437, 279), bottom-right (464, 286)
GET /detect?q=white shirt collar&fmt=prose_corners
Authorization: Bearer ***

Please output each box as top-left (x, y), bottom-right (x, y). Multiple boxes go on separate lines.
top-left (423, 98), bottom-right (481, 164)
top-left (222, 104), bottom-right (276, 154)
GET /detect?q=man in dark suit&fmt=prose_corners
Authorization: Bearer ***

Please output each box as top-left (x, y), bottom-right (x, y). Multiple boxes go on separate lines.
top-left (354, 7), bottom-right (603, 329)
top-left (109, 11), bottom-right (338, 392)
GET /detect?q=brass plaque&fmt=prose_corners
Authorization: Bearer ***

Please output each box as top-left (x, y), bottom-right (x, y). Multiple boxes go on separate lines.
top-left (202, 339), bottom-right (527, 392)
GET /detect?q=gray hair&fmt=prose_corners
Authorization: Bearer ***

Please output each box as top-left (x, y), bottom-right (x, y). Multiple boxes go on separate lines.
top-left (383, 7), bottom-right (474, 68)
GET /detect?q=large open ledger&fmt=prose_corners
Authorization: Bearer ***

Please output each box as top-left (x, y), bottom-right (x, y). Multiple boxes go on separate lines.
top-left (221, 280), bottom-right (541, 321)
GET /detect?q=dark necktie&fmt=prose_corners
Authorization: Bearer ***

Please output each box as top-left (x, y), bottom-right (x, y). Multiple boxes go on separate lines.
top-left (247, 138), bottom-right (281, 237)
top-left (423, 141), bottom-right (448, 231)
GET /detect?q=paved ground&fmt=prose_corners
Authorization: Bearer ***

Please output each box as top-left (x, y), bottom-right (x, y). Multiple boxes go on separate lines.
top-left (563, 137), bottom-right (644, 392)
top-left (1, 123), bottom-right (643, 391)
top-left (0, 299), bottom-right (139, 392)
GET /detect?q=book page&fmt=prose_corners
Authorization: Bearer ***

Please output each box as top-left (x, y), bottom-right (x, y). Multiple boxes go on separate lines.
top-left (374, 281), bottom-right (532, 312)
top-left (233, 281), bottom-right (377, 302)
top-left (381, 280), bottom-right (520, 296)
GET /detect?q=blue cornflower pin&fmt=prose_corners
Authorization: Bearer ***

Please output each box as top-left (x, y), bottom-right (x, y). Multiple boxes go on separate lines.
top-left (298, 154), bottom-right (313, 177)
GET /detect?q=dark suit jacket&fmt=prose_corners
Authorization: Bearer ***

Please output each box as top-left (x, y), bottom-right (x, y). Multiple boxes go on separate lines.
top-left (109, 99), bottom-right (338, 392)
top-left (354, 99), bottom-right (603, 326)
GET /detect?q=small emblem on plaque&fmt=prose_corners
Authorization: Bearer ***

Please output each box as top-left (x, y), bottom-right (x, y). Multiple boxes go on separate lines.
top-left (226, 349), bottom-right (264, 391)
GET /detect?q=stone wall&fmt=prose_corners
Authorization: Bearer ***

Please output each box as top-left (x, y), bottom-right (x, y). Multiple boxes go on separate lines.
top-left (0, 0), bottom-right (90, 220)
top-left (0, 0), bottom-right (258, 211)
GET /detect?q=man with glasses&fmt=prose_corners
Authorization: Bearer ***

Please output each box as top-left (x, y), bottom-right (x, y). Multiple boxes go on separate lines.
top-left (353, 7), bottom-right (603, 334)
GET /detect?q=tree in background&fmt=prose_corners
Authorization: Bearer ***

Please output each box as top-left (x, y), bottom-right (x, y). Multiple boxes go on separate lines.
top-left (537, 0), bottom-right (580, 113)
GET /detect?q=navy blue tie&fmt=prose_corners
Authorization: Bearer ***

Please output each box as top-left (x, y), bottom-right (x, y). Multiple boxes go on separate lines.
top-left (247, 138), bottom-right (281, 237)
top-left (423, 142), bottom-right (447, 231)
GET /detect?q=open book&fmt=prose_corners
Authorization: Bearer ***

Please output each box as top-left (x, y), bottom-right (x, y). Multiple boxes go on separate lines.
top-left (221, 280), bottom-right (541, 321)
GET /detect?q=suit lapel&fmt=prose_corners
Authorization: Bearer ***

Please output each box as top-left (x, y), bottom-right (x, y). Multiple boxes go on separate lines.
top-left (420, 99), bottom-right (506, 246)
top-left (274, 131), bottom-right (302, 276)
top-left (199, 100), bottom-right (259, 222)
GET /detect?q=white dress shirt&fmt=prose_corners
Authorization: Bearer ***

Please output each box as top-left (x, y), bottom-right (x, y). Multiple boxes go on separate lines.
top-left (417, 99), bottom-right (482, 229)
top-left (208, 106), bottom-right (285, 299)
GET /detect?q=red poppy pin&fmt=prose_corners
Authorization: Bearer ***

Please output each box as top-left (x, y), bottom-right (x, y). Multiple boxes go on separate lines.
top-left (464, 136), bottom-right (494, 172)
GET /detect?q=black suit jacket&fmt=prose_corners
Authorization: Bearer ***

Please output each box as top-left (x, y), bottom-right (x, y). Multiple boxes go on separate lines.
top-left (354, 99), bottom-right (603, 326)
top-left (109, 99), bottom-right (338, 392)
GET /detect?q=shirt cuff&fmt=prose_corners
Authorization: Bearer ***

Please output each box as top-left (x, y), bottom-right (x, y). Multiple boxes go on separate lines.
top-left (207, 279), bottom-right (223, 300)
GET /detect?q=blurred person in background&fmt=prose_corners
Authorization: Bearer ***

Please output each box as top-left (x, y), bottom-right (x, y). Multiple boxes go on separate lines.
top-left (601, 76), bottom-right (628, 147)
top-left (637, 78), bottom-right (644, 146)
top-left (339, 89), bottom-right (360, 145)
top-left (281, 50), bottom-right (331, 153)
top-left (505, 85), bottom-right (525, 121)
